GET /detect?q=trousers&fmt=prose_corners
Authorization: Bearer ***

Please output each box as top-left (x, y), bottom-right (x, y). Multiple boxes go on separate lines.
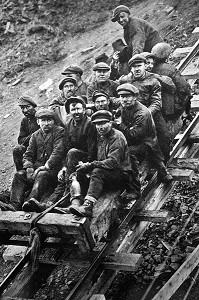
top-left (13, 145), bottom-right (26, 171)
top-left (10, 169), bottom-right (57, 210)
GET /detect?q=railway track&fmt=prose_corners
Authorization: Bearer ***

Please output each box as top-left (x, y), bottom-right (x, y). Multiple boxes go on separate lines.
top-left (1, 28), bottom-right (199, 300)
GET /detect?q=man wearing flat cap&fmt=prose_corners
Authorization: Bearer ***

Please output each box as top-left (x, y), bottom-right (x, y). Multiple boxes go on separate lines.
top-left (90, 90), bottom-right (120, 113)
top-left (49, 96), bottom-right (97, 210)
top-left (61, 65), bottom-right (88, 96)
top-left (115, 83), bottom-right (172, 183)
top-left (49, 77), bottom-right (77, 127)
top-left (111, 5), bottom-right (162, 57)
top-left (87, 62), bottom-right (119, 103)
top-left (9, 109), bottom-right (64, 212)
top-left (119, 53), bottom-right (171, 163)
top-left (69, 110), bottom-right (136, 218)
top-left (13, 95), bottom-right (39, 171)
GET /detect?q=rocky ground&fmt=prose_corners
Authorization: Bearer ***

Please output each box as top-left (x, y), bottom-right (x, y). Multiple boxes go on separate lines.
top-left (1, 0), bottom-right (199, 299)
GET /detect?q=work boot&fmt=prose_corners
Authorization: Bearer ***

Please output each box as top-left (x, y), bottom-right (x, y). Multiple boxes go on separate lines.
top-left (69, 198), bottom-right (83, 213)
top-left (70, 199), bottom-right (93, 218)
top-left (22, 198), bottom-right (51, 212)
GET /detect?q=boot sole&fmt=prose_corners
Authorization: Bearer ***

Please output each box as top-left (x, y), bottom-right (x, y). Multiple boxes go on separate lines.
top-left (70, 206), bottom-right (92, 218)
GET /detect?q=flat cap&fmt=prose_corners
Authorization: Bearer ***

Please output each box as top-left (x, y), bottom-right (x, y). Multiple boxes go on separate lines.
top-left (36, 109), bottom-right (56, 120)
top-left (93, 62), bottom-right (110, 71)
top-left (92, 91), bottom-right (109, 102)
top-left (65, 96), bottom-right (86, 113)
top-left (151, 42), bottom-right (171, 60)
top-left (91, 110), bottom-right (112, 123)
top-left (95, 53), bottom-right (109, 64)
top-left (18, 95), bottom-right (37, 107)
top-left (61, 65), bottom-right (83, 76)
top-left (111, 5), bottom-right (130, 22)
top-left (128, 54), bottom-right (146, 67)
top-left (117, 83), bottom-right (139, 96)
top-left (59, 77), bottom-right (77, 90)
top-left (141, 52), bottom-right (155, 59)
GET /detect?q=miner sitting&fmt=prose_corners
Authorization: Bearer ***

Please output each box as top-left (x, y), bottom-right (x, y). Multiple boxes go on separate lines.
top-left (88, 90), bottom-right (120, 113)
top-left (61, 65), bottom-right (88, 96)
top-left (69, 110), bottom-right (138, 218)
top-left (49, 77), bottom-right (77, 127)
top-left (9, 109), bottom-right (64, 212)
top-left (87, 62), bottom-right (119, 103)
top-left (115, 83), bottom-right (173, 183)
top-left (13, 95), bottom-right (39, 171)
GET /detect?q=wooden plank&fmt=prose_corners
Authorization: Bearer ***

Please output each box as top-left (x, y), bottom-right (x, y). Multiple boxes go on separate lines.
top-left (174, 132), bottom-right (199, 142)
top-left (177, 38), bottom-right (199, 72)
top-left (0, 211), bottom-right (86, 236)
top-left (90, 190), bottom-right (120, 242)
top-left (169, 158), bottom-right (199, 171)
top-left (1, 298), bottom-right (33, 300)
top-left (168, 168), bottom-right (194, 180)
top-left (133, 210), bottom-right (170, 223)
top-left (168, 113), bottom-right (199, 163)
top-left (192, 27), bottom-right (199, 35)
top-left (90, 295), bottom-right (106, 300)
top-left (102, 253), bottom-right (142, 271)
top-left (173, 47), bottom-right (192, 58)
top-left (152, 244), bottom-right (199, 300)
top-left (190, 95), bottom-right (199, 111)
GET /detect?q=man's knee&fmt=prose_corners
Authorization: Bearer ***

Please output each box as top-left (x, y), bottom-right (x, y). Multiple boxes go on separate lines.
top-left (13, 145), bottom-right (26, 156)
top-left (35, 170), bottom-right (50, 180)
top-left (91, 168), bottom-right (106, 180)
top-left (67, 148), bottom-right (79, 160)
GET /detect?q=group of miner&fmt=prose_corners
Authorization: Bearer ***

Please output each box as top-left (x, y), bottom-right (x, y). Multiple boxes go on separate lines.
top-left (4, 5), bottom-right (191, 218)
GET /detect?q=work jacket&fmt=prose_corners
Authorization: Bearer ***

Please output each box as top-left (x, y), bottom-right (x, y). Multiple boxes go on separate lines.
top-left (18, 115), bottom-right (39, 147)
top-left (92, 128), bottom-right (132, 172)
top-left (124, 17), bottom-right (162, 56)
top-left (63, 115), bottom-right (97, 162)
top-left (87, 79), bottom-right (119, 103)
top-left (153, 62), bottom-right (192, 120)
top-left (119, 71), bottom-right (162, 116)
top-left (23, 125), bottom-right (64, 174)
top-left (114, 101), bottom-right (156, 147)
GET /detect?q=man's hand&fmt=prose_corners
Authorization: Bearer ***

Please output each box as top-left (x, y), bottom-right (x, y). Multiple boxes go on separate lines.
top-left (112, 51), bottom-right (120, 62)
top-left (58, 167), bottom-right (67, 182)
top-left (26, 167), bottom-right (34, 182)
top-left (76, 162), bottom-right (93, 173)
top-left (33, 166), bottom-right (46, 180)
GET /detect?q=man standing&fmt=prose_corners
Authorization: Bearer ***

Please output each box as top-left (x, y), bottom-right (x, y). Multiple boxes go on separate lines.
top-left (61, 65), bottom-right (88, 96)
top-left (13, 96), bottom-right (39, 171)
top-left (111, 5), bottom-right (162, 57)
top-left (120, 54), bottom-right (171, 163)
top-left (9, 109), bottom-right (64, 212)
top-left (87, 62), bottom-right (119, 103)
top-left (69, 110), bottom-right (136, 218)
top-left (116, 83), bottom-right (172, 183)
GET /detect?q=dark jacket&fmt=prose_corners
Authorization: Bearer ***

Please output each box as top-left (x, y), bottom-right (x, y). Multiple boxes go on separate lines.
top-left (63, 115), bottom-right (97, 162)
top-left (114, 101), bottom-right (156, 147)
top-left (76, 81), bottom-right (88, 97)
top-left (92, 128), bottom-right (132, 172)
top-left (124, 17), bottom-right (162, 56)
top-left (18, 116), bottom-right (39, 147)
top-left (153, 62), bottom-right (192, 119)
top-left (23, 125), bottom-right (64, 174)
top-left (87, 79), bottom-right (119, 103)
top-left (119, 71), bottom-right (162, 116)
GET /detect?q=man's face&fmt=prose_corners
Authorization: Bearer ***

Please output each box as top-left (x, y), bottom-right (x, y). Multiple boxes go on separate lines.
top-left (94, 96), bottom-right (110, 111)
top-left (119, 93), bottom-right (136, 108)
top-left (20, 104), bottom-right (36, 117)
top-left (69, 103), bottom-right (85, 123)
top-left (116, 12), bottom-right (129, 27)
top-left (95, 121), bottom-right (112, 136)
top-left (95, 69), bottom-right (110, 83)
top-left (131, 62), bottom-right (145, 79)
top-left (37, 117), bottom-right (55, 133)
top-left (63, 82), bottom-right (76, 98)
top-left (145, 58), bottom-right (154, 72)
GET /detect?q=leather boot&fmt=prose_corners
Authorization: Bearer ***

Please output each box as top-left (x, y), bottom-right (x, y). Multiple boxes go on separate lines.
top-left (157, 162), bottom-right (173, 183)
top-left (69, 198), bottom-right (83, 213)
top-left (22, 198), bottom-right (52, 212)
top-left (70, 199), bottom-right (93, 218)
